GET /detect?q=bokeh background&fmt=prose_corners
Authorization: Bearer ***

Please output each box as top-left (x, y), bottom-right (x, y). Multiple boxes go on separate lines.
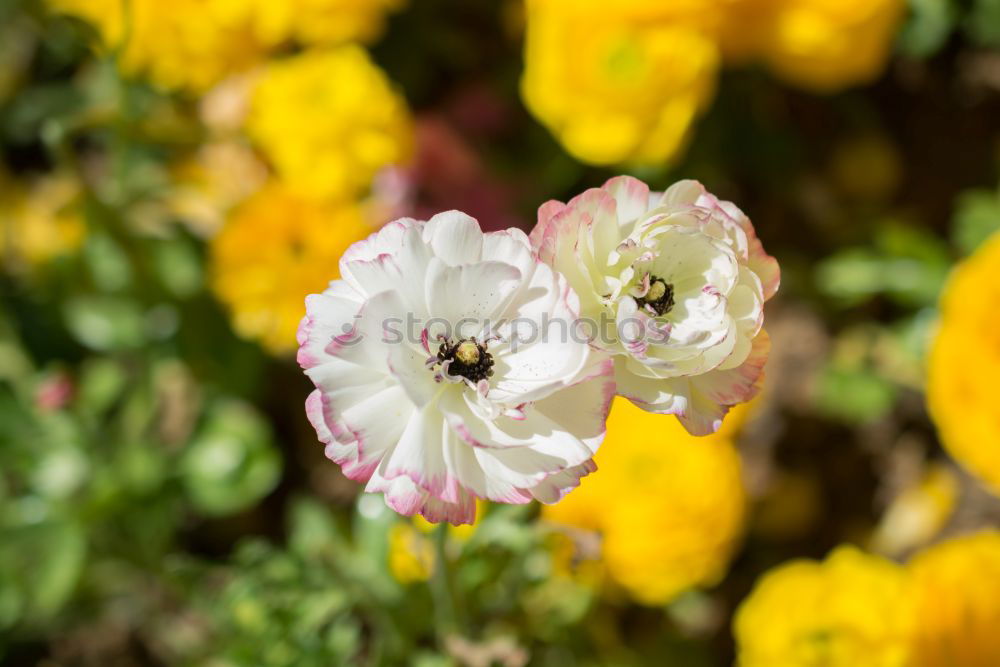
top-left (2, 0), bottom-right (1000, 665)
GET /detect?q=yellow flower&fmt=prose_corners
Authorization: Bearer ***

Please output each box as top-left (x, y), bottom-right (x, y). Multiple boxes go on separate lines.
top-left (246, 0), bottom-right (405, 47)
top-left (387, 503), bottom-right (485, 584)
top-left (543, 397), bottom-right (746, 605)
top-left (246, 47), bottom-right (413, 202)
top-left (388, 522), bottom-right (435, 584)
top-left (928, 231), bottom-right (1000, 497)
top-left (47, 0), bottom-right (405, 91)
top-left (907, 531), bottom-right (1000, 667)
top-left (520, 0), bottom-right (720, 165)
top-left (209, 184), bottom-right (373, 354)
top-left (734, 546), bottom-right (915, 667)
top-left (752, 0), bottom-right (906, 92)
top-left (47, 0), bottom-right (269, 91)
top-left (1, 174), bottom-right (85, 271)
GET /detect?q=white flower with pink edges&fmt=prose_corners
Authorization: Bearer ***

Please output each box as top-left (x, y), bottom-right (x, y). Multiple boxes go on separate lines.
top-left (298, 211), bottom-right (614, 524)
top-left (532, 177), bottom-right (779, 435)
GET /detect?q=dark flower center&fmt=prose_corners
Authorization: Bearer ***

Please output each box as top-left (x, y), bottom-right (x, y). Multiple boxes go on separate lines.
top-left (437, 338), bottom-right (494, 383)
top-left (636, 275), bottom-right (675, 316)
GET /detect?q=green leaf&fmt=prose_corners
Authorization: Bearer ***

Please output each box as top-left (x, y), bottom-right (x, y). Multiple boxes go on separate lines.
top-left (815, 249), bottom-right (884, 303)
top-left (288, 497), bottom-right (342, 560)
top-left (951, 188), bottom-right (1000, 255)
top-left (814, 365), bottom-right (898, 424)
top-left (83, 233), bottom-right (132, 292)
top-left (181, 400), bottom-right (281, 516)
top-left (898, 0), bottom-right (957, 58)
top-left (153, 238), bottom-right (204, 298)
top-left (967, 0), bottom-right (1000, 46)
top-left (0, 520), bottom-right (86, 624)
top-left (63, 296), bottom-right (146, 351)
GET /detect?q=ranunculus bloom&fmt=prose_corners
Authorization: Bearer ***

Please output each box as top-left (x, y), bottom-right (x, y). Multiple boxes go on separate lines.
top-left (734, 546), bottom-right (915, 667)
top-left (544, 397), bottom-right (747, 605)
top-left (928, 231), bottom-right (1000, 497)
top-left (532, 176), bottom-right (778, 435)
top-left (908, 531), bottom-right (1000, 666)
top-left (299, 212), bottom-right (614, 524)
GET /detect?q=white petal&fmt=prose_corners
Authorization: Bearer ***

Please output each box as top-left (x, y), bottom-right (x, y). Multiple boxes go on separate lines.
top-left (422, 210), bottom-right (484, 265)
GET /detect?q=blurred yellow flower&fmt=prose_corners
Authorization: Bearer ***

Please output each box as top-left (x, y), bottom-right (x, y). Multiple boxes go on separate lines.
top-left (388, 522), bottom-right (435, 584)
top-left (734, 546), bottom-right (915, 667)
top-left (1, 174), bottom-right (85, 271)
top-left (48, 0), bottom-right (268, 91)
top-left (246, 47), bottom-right (413, 203)
top-left (387, 503), bottom-right (484, 584)
top-left (247, 0), bottom-right (405, 47)
top-left (928, 231), bottom-right (1000, 497)
top-left (209, 184), bottom-right (372, 354)
top-left (520, 0), bottom-right (720, 165)
top-left (544, 397), bottom-right (746, 605)
top-left (751, 0), bottom-right (906, 92)
top-left (48, 0), bottom-right (405, 91)
top-left (521, 0), bottom-right (904, 164)
top-left (907, 531), bottom-right (1000, 667)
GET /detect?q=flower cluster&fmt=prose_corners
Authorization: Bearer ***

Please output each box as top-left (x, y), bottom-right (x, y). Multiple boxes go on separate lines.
top-left (47, 1), bottom-right (414, 357)
top-left (299, 177), bottom-right (776, 523)
top-left (544, 397), bottom-right (747, 605)
top-left (47, 0), bottom-right (403, 92)
top-left (735, 531), bottom-right (1000, 666)
top-left (521, 0), bottom-right (905, 165)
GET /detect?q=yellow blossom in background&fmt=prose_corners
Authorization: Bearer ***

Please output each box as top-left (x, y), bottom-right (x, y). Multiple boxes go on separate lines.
top-left (734, 546), bottom-right (915, 667)
top-left (928, 231), bottom-right (1000, 497)
top-left (47, 0), bottom-right (406, 91)
top-left (1, 174), bottom-right (85, 271)
top-left (387, 503), bottom-right (484, 584)
top-left (755, 0), bottom-right (906, 92)
top-left (47, 0), bottom-right (269, 91)
top-left (521, 0), bottom-right (905, 165)
top-left (246, 47), bottom-right (413, 203)
top-left (907, 531), bottom-right (1000, 667)
top-left (544, 397), bottom-right (746, 605)
top-left (520, 0), bottom-right (720, 165)
top-left (247, 0), bottom-right (405, 48)
top-left (388, 522), bottom-right (435, 584)
top-left (209, 184), bottom-right (373, 354)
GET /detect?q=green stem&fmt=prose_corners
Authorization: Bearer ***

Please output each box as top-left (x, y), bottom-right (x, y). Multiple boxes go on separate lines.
top-left (430, 523), bottom-right (457, 643)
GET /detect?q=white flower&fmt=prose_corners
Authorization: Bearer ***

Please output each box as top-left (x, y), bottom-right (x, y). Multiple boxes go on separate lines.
top-left (531, 177), bottom-right (779, 435)
top-left (298, 211), bottom-right (614, 524)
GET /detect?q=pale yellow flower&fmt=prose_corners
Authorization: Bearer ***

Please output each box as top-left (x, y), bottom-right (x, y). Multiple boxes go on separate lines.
top-left (246, 47), bottom-right (413, 202)
top-left (520, 0), bottom-right (720, 165)
top-left (167, 141), bottom-right (269, 238)
top-left (1, 174), bottom-right (85, 271)
top-left (870, 464), bottom-right (958, 558)
top-left (734, 546), bottom-right (915, 667)
top-left (544, 397), bottom-right (746, 605)
top-left (209, 183), bottom-right (373, 354)
top-left (927, 231), bottom-right (1000, 497)
top-left (907, 531), bottom-right (1000, 667)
